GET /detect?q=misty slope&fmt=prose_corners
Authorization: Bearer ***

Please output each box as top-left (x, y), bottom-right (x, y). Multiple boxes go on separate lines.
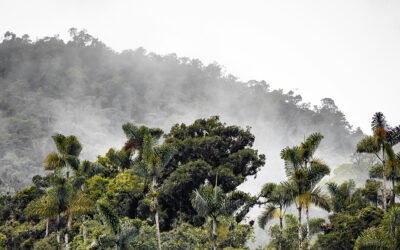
top-left (0, 30), bottom-right (363, 192)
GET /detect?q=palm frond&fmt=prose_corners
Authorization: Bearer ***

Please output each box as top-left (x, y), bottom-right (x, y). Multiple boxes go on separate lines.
top-left (260, 183), bottom-right (277, 199)
top-left (25, 196), bottom-right (58, 219)
top-left (258, 204), bottom-right (276, 229)
top-left (280, 146), bottom-right (302, 176)
top-left (307, 160), bottom-right (330, 187)
top-left (49, 177), bottom-right (73, 211)
top-left (191, 189), bottom-right (211, 217)
top-left (387, 125), bottom-right (400, 146)
top-left (382, 206), bottom-right (400, 236)
top-left (97, 200), bottom-right (120, 235)
top-left (310, 187), bottom-right (331, 211)
top-left (326, 182), bottom-right (338, 196)
top-left (64, 135), bottom-right (82, 156)
top-left (52, 133), bottom-right (67, 154)
top-left (369, 164), bottom-right (384, 179)
top-left (371, 112), bottom-right (387, 131)
top-left (155, 144), bottom-right (177, 168)
top-left (44, 152), bottom-right (65, 170)
top-left (66, 155), bottom-right (80, 172)
top-left (356, 136), bottom-right (379, 154)
top-left (300, 133), bottom-right (323, 162)
top-left (122, 122), bottom-right (144, 151)
top-left (67, 191), bottom-right (96, 217)
top-left (354, 227), bottom-right (387, 250)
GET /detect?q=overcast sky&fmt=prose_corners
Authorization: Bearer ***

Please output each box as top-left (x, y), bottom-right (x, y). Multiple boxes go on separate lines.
top-left (1, 0), bottom-right (399, 133)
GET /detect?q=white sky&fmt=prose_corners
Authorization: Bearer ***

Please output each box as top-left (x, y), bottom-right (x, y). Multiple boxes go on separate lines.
top-left (1, 0), bottom-right (399, 133)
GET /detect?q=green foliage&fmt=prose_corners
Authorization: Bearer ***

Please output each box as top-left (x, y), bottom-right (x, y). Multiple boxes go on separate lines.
top-left (84, 175), bottom-right (110, 201)
top-left (326, 180), bottom-right (356, 213)
top-left (97, 200), bottom-right (120, 235)
top-left (33, 232), bottom-right (58, 250)
top-left (160, 116), bottom-right (265, 227)
top-left (266, 214), bottom-right (324, 250)
top-left (354, 206), bottom-right (400, 250)
top-left (0, 232), bottom-right (7, 248)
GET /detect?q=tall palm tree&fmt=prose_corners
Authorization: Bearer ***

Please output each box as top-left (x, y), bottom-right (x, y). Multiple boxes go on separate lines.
top-left (71, 160), bottom-right (103, 241)
top-left (303, 160), bottom-right (331, 247)
top-left (357, 112), bottom-right (400, 210)
top-left (122, 123), bottom-right (173, 250)
top-left (280, 133), bottom-right (330, 250)
top-left (191, 184), bottom-right (241, 250)
top-left (48, 176), bottom-right (73, 245)
top-left (96, 200), bottom-right (138, 250)
top-left (137, 134), bottom-right (176, 250)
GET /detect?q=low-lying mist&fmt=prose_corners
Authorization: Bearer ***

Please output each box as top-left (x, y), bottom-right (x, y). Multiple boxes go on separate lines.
top-left (0, 29), bottom-right (364, 246)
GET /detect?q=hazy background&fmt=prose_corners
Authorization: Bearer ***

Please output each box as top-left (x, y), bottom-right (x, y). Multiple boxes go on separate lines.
top-left (0, 1), bottom-right (398, 247)
top-left (1, 0), bottom-right (399, 133)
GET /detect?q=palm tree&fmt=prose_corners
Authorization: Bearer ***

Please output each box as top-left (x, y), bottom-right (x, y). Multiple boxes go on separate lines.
top-left (122, 123), bottom-right (173, 250)
top-left (357, 112), bottom-right (400, 210)
top-left (44, 134), bottom-right (82, 178)
top-left (96, 200), bottom-right (138, 250)
top-left (64, 191), bottom-right (96, 249)
top-left (258, 183), bottom-right (292, 250)
top-left (303, 160), bottom-right (331, 247)
top-left (25, 195), bottom-right (58, 237)
top-left (258, 183), bottom-right (292, 231)
top-left (48, 176), bottom-right (73, 245)
top-left (280, 133), bottom-right (330, 250)
top-left (71, 160), bottom-right (103, 241)
top-left (191, 184), bottom-right (241, 250)
top-left (122, 122), bottom-right (163, 158)
top-left (140, 134), bottom-right (176, 250)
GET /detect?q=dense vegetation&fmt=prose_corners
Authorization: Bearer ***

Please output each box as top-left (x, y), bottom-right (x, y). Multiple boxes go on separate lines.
top-left (0, 112), bottom-right (399, 249)
top-left (1, 30), bottom-right (398, 249)
top-left (0, 29), bottom-right (363, 193)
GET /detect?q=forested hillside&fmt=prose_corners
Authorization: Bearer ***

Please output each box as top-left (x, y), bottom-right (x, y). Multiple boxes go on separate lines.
top-left (1, 30), bottom-right (400, 249)
top-left (0, 29), bottom-right (363, 192)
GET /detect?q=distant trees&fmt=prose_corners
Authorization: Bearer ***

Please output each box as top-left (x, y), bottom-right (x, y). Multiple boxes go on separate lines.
top-left (0, 29), bottom-right (362, 194)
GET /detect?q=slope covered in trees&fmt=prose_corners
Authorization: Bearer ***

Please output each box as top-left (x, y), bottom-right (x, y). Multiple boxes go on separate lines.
top-left (0, 114), bottom-right (399, 250)
top-left (0, 29), bottom-right (363, 192)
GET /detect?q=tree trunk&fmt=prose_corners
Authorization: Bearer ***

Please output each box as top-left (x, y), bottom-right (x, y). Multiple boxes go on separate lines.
top-left (82, 215), bottom-right (86, 241)
top-left (306, 207), bottom-right (310, 250)
top-left (392, 178), bottom-right (395, 205)
top-left (57, 214), bottom-right (61, 244)
top-left (65, 214), bottom-right (72, 250)
top-left (46, 218), bottom-right (49, 237)
top-left (383, 173), bottom-right (387, 210)
top-left (153, 176), bottom-right (162, 250)
top-left (298, 207), bottom-right (303, 250)
top-left (65, 233), bottom-right (69, 250)
top-left (212, 217), bottom-right (217, 250)
top-left (279, 217), bottom-right (283, 250)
